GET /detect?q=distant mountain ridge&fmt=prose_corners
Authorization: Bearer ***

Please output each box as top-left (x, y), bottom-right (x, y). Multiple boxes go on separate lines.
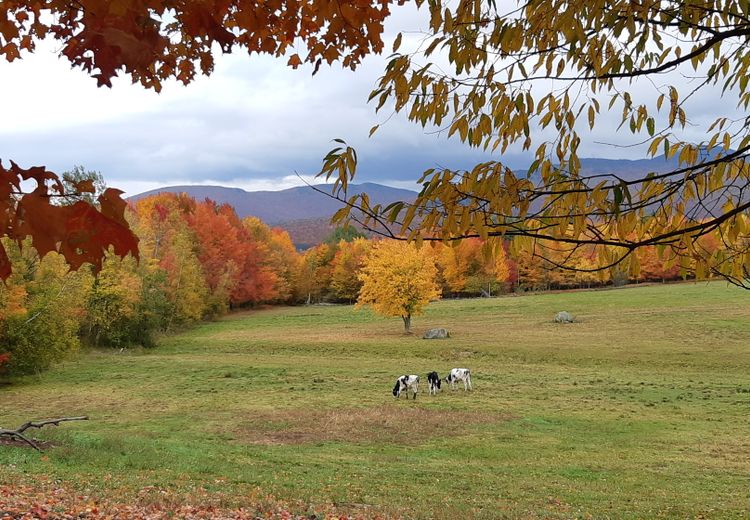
top-left (129, 154), bottom-right (701, 247)
top-left (129, 182), bottom-right (418, 225)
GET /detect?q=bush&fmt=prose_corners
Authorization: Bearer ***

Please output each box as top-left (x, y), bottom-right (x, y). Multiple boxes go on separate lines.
top-left (0, 245), bottom-right (90, 375)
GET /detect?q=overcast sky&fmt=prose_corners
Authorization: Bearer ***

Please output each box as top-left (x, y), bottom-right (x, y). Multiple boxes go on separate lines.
top-left (0, 4), bottom-right (733, 196)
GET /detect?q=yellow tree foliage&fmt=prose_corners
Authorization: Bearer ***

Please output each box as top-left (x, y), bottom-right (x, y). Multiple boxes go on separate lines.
top-left (298, 243), bottom-right (335, 304)
top-left (357, 240), bottom-right (440, 333)
top-left (434, 239), bottom-right (510, 295)
top-left (0, 240), bottom-right (92, 374)
top-left (316, 0), bottom-right (750, 289)
top-left (133, 195), bottom-right (209, 324)
top-left (494, 243), bottom-right (511, 289)
top-left (85, 255), bottom-right (143, 347)
top-left (330, 238), bottom-right (372, 302)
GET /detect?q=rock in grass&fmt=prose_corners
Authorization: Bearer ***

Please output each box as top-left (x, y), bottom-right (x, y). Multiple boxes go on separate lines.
top-left (423, 328), bottom-right (450, 339)
top-left (554, 311), bottom-right (574, 323)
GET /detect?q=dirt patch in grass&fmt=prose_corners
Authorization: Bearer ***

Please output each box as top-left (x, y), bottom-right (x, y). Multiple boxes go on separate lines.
top-left (236, 406), bottom-right (510, 445)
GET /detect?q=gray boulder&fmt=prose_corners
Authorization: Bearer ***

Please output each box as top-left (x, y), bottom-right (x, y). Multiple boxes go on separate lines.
top-left (423, 328), bottom-right (450, 339)
top-left (554, 311), bottom-right (575, 323)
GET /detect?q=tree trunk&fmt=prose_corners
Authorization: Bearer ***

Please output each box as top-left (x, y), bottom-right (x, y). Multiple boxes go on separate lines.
top-left (402, 314), bottom-right (411, 333)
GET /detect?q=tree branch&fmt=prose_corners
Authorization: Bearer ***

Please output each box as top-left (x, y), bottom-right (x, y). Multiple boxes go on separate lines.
top-left (0, 416), bottom-right (89, 451)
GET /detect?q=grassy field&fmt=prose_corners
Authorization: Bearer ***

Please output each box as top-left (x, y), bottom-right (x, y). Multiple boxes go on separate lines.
top-left (1, 282), bottom-right (750, 518)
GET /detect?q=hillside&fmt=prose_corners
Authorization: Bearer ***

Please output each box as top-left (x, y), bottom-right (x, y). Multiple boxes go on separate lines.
top-left (129, 182), bottom-right (417, 224)
top-left (129, 154), bottom-right (708, 247)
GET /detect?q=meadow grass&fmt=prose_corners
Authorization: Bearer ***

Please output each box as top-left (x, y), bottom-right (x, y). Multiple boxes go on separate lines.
top-left (1, 281), bottom-right (750, 518)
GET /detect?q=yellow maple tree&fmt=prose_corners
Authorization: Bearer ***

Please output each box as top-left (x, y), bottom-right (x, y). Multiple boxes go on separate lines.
top-left (357, 240), bottom-right (440, 333)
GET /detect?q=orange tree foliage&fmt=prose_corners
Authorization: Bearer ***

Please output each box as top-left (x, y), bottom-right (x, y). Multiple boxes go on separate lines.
top-left (357, 239), bottom-right (440, 333)
top-left (0, 0), bottom-right (405, 281)
top-left (243, 217), bottom-right (303, 304)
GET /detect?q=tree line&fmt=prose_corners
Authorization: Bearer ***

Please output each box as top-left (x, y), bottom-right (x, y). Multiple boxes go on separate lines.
top-left (0, 190), bottom-right (717, 377)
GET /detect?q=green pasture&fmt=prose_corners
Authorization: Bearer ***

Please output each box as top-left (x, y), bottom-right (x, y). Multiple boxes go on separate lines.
top-left (1, 282), bottom-right (750, 518)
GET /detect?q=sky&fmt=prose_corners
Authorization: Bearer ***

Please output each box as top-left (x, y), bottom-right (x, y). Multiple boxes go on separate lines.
top-left (0, 4), bottom-right (733, 197)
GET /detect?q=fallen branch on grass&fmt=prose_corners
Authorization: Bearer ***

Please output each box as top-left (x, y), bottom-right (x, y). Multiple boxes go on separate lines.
top-left (0, 416), bottom-right (89, 452)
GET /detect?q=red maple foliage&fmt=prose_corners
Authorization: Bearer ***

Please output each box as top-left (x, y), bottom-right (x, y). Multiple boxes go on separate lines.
top-left (187, 199), bottom-right (276, 306)
top-left (0, 161), bottom-right (138, 281)
top-left (0, 0), bottom-right (405, 90)
top-left (1, 0), bottom-right (405, 282)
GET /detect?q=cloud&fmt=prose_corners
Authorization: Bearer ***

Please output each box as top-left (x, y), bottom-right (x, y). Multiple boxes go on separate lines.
top-left (0, 4), bottom-right (743, 197)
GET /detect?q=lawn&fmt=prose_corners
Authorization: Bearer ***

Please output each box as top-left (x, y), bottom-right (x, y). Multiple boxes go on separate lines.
top-left (1, 282), bottom-right (750, 518)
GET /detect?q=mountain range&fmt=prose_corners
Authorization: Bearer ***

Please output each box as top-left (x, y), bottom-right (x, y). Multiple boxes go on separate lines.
top-left (129, 182), bottom-right (418, 247)
top-left (129, 154), bottom-right (692, 247)
top-left (130, 182), bottom-right (418, 224)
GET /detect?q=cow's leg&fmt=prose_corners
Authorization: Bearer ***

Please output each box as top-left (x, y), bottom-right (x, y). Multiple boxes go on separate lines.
top-left (467, 375), bottom-right (473, 391)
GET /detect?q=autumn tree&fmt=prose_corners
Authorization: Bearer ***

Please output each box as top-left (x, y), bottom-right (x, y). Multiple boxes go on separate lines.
top-left (298, 243), bottom-right (335, 304)
top-left (187, 201), bottom-right (276, 313)
top-left (84, 255), bottom-right (143, 347)
top-left (243, 217), bottom-right (302, 304)
top-left (315, 0), bottom-right (750, 289)
top-left (0, 240), bottom-right (91, 375)
top-left (637, 247), bottom-right (681, 283)
top-left (8, 0), bottom-right (749, 289)
top-left (330, 237), bottom-right (372, 302)
top-left (133, 194), bottom-right (209, 326)
top-left (357, 240), bottom-right (440, 333)
top-left (434, 238), bottom-right (511, 296)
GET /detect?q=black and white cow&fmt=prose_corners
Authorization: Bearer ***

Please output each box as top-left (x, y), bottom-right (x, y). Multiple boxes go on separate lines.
top-left (445, 368), bottom-right (472, 391)
top-left (427, 371), bottom-right (441, 395)
top-left (392, 375), bottom-right (420, 399)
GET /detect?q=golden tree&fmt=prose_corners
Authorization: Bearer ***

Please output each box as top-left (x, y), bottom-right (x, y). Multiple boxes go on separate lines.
top-left (357, 240), bottom-right (440, 333)
top-left (330, 237), bottom-right (372, 302)
top-left (434, 238), bottom-right (510, 295)
top-left (317, 0), bottom-right (750, 288)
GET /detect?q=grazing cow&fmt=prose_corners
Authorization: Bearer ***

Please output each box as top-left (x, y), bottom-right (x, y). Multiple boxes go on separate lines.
top-left (445, 368), bottom-right (472, 391)
top-left (427, 371), bottom-right (441, 395)
top-left (392, 375), bottom-right (420, 400)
